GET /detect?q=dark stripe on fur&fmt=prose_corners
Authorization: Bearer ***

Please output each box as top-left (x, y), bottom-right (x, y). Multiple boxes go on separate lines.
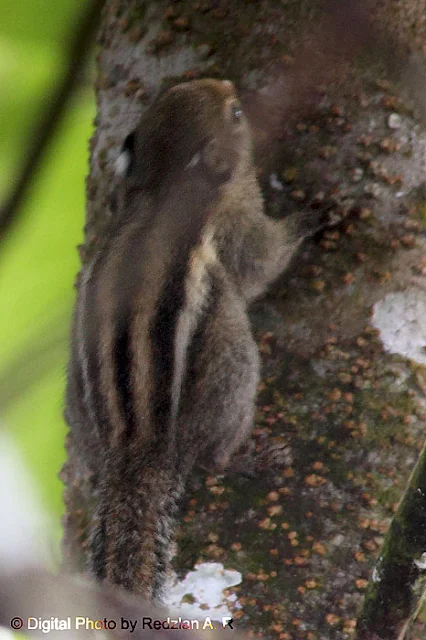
top-left (149, 258), bottom-right (188, 442)
top-left (114, 316), bottom-right (138, 440)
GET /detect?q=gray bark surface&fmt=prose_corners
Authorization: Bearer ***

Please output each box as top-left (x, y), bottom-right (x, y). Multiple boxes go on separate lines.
top-left (62, 2), bottom-right (426, 637)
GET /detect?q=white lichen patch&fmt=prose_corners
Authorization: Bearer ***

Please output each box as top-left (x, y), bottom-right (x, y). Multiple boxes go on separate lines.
top-left (269, 173), bottom-right (284, 191)
top-left (165, 562), bottom-right (242, 621)
top-left (388, 113), bottom-right (402, 130)
top-left (372, 566), bottom-right (382, 583)
top-left (269, 173), bottom-right (284, 192)
top-left (414, 552), bottom-right (426, 570)
top-left (372, 288), bottom-right (426, 365)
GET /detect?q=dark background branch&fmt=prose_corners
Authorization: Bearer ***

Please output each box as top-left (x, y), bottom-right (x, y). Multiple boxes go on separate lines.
top-left (0, 0), bottom-right (104, 244)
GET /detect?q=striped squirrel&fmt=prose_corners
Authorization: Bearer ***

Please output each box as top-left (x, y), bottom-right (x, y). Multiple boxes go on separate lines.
top-left (65, 79), bottom-right (326, 602)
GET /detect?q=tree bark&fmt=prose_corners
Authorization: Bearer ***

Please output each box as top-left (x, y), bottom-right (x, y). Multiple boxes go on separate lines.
top-left (62, 1), bottom-right (426, 638)
top-left (356, 441), bottom-right (426, 640)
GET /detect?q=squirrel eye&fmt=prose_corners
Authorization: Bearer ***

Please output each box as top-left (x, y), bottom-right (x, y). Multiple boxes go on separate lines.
top-left (230, 101), bottom-right (243, 123)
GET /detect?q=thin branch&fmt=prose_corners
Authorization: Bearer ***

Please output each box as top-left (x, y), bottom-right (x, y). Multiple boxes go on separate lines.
top-left (0, 0), bottom-right (105, 243)
top-left (356, 441), bottom-right (426, 640)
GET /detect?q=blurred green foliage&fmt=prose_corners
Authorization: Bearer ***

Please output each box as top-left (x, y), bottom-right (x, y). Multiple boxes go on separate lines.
top-left (0, 0), bottom-right (95, 532)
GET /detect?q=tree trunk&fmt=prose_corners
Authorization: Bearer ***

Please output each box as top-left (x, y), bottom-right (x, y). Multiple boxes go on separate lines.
top-left (62, 1), bottom-right (426, 638)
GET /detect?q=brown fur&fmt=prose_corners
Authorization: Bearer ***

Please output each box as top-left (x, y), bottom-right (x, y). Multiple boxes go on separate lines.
top-left (65, 79), bottom-right (326, 602)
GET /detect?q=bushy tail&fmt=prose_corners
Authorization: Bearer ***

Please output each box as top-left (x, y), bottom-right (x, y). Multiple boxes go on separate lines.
top-left (89, 456), bottom-right (185, 603)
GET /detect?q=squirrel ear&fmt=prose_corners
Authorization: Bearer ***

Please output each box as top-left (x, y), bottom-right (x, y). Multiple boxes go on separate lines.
top-left (185, 151), bottom-right (201, 170)
top-left (201, 137), bottom-right (230, 177)
top-left (115, 131), bottom-right (136, 177)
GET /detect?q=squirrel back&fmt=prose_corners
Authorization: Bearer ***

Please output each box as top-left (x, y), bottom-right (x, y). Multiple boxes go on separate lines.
top-left (65, 79), bottom-right (326, 600)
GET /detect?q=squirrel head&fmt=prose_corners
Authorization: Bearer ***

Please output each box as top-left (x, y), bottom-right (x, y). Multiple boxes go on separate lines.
top-left (116, 79), bottom-right (253, 199)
